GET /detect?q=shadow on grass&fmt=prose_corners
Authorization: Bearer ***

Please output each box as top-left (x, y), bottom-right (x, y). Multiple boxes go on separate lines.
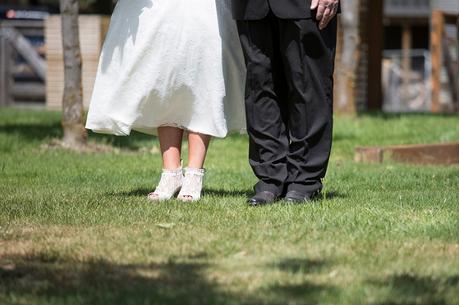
top-left (265, 282), bottom-right (338, 304)
top-left (272, 258), bottom-right (328, 274)
top-left (263, 258), bottom-right (339, 304)
top-left (0, 122), bottom-right (62, 141)
top-left (107, 187), bottom-right (152, 198)
top-left (0, 123), bottom-right (154, 150)
top-left (0, 253), bottom-right (338, 305)
top-left (106, 188), bottom-right (346, 203)
top-left (203, 188), bottom-right (252, 198)
top-left (321, 190), bottom-right (347, 200)
top-left (369, 273), bottom-right (459, 305)
top-left (333, 132), bottom-right (357, 142)
top-left (107, 187), bottom-right (253, 199)
top-left (0, 253), bottom-right (225, 305)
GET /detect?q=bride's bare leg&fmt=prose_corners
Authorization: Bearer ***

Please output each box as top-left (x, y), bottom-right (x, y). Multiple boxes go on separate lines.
top-left (178, 132), bottom-right (211, 201)
top-left (158, 126), bottom-right (184, 169)
top-left (187, 132), bottom-right (211, 169)
top-left (148, 127), bottom-right (184, 201)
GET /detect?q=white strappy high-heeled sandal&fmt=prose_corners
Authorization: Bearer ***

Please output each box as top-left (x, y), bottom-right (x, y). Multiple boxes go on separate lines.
top-left (148, 168), bottom-right (183, 201)
top-left (177, 168), bottom-right (205, 202)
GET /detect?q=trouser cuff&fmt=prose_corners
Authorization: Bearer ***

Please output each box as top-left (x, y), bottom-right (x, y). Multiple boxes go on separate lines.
top-left (254, 180), bottom-right (284, 197)
top-left (286, 181), bottom-right (323, 195)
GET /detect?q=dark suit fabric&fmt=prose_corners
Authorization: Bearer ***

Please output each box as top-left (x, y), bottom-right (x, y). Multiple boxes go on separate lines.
top-left (232, 0), bottom-right (312, 20)
top-left (236, 13), bottom-right (337, 196)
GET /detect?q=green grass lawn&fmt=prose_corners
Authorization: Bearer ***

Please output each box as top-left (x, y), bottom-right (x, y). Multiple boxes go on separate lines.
top-left (1, 108), bottom-right (459, 305)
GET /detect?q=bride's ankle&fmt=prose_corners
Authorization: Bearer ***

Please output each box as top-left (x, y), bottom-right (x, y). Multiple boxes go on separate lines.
top-left (184, 167), bottom-right (205, 174)
top-left (162, 167), bottom-right (183, 174)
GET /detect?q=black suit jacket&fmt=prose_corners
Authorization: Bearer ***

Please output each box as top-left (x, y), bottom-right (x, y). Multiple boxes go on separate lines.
top-left (231, 0), bottom-right (340, 21)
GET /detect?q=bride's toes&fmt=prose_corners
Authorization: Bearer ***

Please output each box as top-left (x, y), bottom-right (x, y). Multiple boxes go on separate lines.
top-left (177, 168), bottom-right (205, 202)
top-left (148, 192), bottom-right (160, 201)
top-left (147, 168), bottom-right (183, 202)
top-left (178, 194), bottom-right (194, 202)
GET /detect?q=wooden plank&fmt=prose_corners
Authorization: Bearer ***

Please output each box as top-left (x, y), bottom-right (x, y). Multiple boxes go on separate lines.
top-left (355, 142), bottom-right (459, 165)
top-left (0, 34), bottom-right (12, 106)
top-left (430, 10), bottom-right (445, 113)
top-left (0, 27), bottom-right (46, 80)
top-left (11, 83), bottom-right (45, 100)
top-left (1, 20), bottom-right (43, 29)
top-left (442, 35), bottom-right (459, 107)
top-left (354, 147), bottom-right (383, 163)
top-left (401, 23), bottom-right (412, 104)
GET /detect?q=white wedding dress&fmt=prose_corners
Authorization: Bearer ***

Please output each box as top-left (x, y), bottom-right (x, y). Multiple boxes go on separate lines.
top-left (85, 0), bottom-right (246, 138)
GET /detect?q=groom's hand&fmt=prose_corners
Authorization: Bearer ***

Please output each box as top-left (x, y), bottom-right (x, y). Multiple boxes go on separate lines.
top-left (310, 0), bottom-right (340, 30)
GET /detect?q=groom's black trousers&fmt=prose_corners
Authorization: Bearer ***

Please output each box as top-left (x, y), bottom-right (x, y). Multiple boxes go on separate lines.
top-left (236, 13), bottom-right (337, 196)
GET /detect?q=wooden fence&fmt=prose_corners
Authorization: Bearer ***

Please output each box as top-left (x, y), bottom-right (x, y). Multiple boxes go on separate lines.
top-left (430, 10), bottom-right (459, 112)
top-left (0, 15), bottom-right (109, 109)
top-left (0, 19), bottom-right (46, 106)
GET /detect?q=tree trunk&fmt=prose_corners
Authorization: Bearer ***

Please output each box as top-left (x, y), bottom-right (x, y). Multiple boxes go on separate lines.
top-left (60, 0), bottom-right (87, 147)
top-left (335, 0), bottom-right (360, 114)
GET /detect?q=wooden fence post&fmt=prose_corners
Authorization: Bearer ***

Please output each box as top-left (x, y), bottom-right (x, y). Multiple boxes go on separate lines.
top-left (0, 30), bottom-right (12, 106)
top-left (430, 10), bottom-right (444, 113)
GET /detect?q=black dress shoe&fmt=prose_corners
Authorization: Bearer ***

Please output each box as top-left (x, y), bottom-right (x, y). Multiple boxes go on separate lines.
top-left (247, 191), bottom-right (278, 206)
top-left (284, 190), bottom-right (318, 204)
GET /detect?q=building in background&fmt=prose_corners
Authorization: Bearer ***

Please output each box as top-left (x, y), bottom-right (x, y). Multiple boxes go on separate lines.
top-left (382, 0), bottom-right (432, 113)
top-left (345, 0), bottom-right (458, 113)
top-left (382, 0), bottom-right (458, 113)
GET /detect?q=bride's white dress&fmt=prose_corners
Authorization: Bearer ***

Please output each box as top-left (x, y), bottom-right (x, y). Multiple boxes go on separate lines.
top-left (85, 0), bottom-right (246, 138)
